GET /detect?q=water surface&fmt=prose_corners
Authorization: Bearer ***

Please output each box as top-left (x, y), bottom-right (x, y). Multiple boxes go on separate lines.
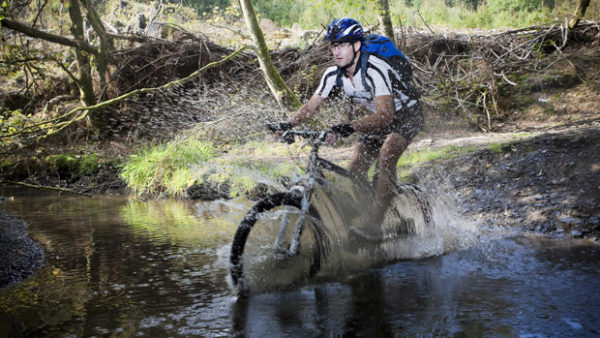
top-left (1, 187), bottom-right (599, 337)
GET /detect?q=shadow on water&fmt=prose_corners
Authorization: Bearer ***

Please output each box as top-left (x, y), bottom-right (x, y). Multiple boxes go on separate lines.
top-left (230, 235), bottom-right (600, 337)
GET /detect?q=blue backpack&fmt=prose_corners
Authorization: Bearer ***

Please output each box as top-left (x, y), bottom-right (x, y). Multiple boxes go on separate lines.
top-left (362, 33), bottom-right (408, 60)
top-left (337, 33), bottom-right (419, 102)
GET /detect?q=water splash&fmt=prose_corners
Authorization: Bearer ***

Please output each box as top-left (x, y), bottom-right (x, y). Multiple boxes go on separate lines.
top-left (217, 170), bottom-right (481, 296)
top-left (306, 177), bottom-right (480, 278)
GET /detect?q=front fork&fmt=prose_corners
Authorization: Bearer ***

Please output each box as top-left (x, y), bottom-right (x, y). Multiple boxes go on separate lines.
top-left (273, 176), bottom-right (314, 257)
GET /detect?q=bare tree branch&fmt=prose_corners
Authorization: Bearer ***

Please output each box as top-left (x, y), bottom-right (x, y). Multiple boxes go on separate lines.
top-left (0, 181), bottom-right (92, 197)
top-left (1, 18), bottom-right (100, 56)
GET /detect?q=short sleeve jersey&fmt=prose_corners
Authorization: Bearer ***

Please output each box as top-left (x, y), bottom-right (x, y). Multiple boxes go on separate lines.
top-left (314, 54), bottom-right (418, 113)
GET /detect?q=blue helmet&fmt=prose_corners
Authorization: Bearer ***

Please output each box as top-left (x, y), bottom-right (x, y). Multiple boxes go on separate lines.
top-left (326, 17), bottom-right (363, 43)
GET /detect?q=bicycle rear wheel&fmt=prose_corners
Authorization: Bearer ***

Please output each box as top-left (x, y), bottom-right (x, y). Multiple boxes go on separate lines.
top-left (230, 192), bottom-right (327, 296)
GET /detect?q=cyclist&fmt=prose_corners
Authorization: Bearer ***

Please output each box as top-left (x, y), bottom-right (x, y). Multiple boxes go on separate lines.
top-left (277, 17), bottom-right (423, 240)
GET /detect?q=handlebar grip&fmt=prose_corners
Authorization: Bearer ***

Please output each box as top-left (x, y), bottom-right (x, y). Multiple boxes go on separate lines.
top-left (266, 122), bottom-right (292, 132)
top-left (281, 131), bottom-right (295, 144)
top-left (266, 123), bottom-right (277, 132)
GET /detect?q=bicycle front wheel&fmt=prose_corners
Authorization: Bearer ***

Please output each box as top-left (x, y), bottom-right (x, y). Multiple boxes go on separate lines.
top-left (230, 192), bottom-right (327, 296)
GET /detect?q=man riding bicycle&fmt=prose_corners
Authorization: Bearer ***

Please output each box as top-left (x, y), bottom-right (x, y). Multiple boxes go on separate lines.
top-left (277, 17), bottom-right (423, 240)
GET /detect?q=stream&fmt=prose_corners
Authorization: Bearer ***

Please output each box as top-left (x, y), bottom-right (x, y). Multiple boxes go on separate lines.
top-left (1, 187), bottom-right (599, 337)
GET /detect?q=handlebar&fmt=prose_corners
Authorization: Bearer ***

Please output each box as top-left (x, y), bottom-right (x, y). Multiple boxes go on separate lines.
top-left (266, 123), bottom-right (330, 145)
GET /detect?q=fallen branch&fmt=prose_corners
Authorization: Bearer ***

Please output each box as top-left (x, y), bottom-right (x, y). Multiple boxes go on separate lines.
top-left (0, 45), bottom-right (249, 141)
top-left (0, 181), bottom-right (92, 197)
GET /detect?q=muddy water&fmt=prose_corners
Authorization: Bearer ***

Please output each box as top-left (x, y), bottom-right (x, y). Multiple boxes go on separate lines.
top-left (1, 187), bottom-right (599, 337)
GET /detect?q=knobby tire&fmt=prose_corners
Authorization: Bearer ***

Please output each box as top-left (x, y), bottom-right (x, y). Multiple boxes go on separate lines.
top-left (230, 192), bottom-right (326, 295)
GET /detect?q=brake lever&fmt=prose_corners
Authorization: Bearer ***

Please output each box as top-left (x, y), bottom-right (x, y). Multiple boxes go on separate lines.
top-left (280, 130), bottom-right (295, 144)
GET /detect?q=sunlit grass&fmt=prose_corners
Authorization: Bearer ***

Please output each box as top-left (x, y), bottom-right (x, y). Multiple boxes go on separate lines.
top-left (120, 138), bottom-right (307, 198)
top-left (120, 139), bottom-right (217, 197)
top-left (122, 132), bottom-right (544, 198)
top-left (398, 145), bottom-right (475, 168)
top-left (396, 145), bottom-right (477, 181)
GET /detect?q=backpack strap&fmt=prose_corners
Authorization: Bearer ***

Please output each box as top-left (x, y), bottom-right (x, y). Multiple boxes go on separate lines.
top-left (359, 51), bottom-right (372, 93)
top-left (335, 67), bottom-right (343, 89)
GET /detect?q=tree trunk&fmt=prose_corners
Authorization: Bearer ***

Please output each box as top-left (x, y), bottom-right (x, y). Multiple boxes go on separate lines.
top-left (377, 0), bottom-right (395, 45)
top-left (238, 0), bottom-right (301, 111)
top-left (81, 0), bottom-right (112, 101)
top-left (67, 0), bottom-right (96, 109)
top-left (569, 0), bottom-right (591, 29)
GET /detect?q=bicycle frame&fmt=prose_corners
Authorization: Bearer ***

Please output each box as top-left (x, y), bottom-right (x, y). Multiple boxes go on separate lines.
top-left (271, 129), bottom-right (373, 257)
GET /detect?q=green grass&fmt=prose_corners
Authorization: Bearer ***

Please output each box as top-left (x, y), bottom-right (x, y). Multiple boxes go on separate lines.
top-left (489, 142), bottom-right (506, 153)
top-left (120, 138), bottom-right (307, 198)
top-left (120, 139), bottom-right (217, 197)
top-left (122, 133), bottom-right (547, 198)
top-left (395, 144), bottom-right (476, 182)
top-left (398, 145), bottom-right (475, 168)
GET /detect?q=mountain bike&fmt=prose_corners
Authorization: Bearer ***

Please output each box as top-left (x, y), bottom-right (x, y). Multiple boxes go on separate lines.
top-left (229, 125), bottom-right (432, 296)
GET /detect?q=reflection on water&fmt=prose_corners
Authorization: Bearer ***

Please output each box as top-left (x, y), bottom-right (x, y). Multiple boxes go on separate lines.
top-left (0, 187), bottom-right (599, 337)
top-left (0, 188), bottom-right (245, 336)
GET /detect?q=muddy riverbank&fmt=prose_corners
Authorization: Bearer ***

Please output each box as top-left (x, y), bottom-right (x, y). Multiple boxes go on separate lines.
top-left (0, 202), bottom-right (45, 289)
top-left (411, 121), bottom-right (600, 240)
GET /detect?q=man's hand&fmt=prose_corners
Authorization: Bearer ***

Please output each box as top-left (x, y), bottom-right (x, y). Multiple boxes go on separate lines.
top-left (268, 122), bottom-right (294, 143)
top-left (330, 123), bottom-right (355, 137)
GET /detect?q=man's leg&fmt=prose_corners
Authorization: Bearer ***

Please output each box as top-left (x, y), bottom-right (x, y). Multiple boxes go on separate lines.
top-left (348, 141), bottom-right (379, 182)
top-left (347, 140), bottom-right (384, 241)
top-left (375, 132), bottom-right (408, 217)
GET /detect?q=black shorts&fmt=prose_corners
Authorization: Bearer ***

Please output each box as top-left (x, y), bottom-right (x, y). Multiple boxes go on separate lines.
top-left (358, 101), bottom-right (424, 148)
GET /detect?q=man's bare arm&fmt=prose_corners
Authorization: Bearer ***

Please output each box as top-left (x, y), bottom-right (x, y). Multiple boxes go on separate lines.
top-left (351, 95), bottom-right (395, 133)
top-left (288, 94), bottom-right (324, 127)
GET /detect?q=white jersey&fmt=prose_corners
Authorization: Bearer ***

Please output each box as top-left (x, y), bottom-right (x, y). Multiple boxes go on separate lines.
top-left (315, 54), bottom-right (418, 113)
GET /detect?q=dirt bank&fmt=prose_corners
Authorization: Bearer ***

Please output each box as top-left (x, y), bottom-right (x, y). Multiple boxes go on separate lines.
top-left (410, 121), bottom-right (600, 240)
top-left (0, 201), bottom-right (45, 289)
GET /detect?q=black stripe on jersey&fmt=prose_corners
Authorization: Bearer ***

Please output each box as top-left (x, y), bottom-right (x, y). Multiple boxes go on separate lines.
top-left (318, 69), bottom-right (338, 97)
top-left (367, 61), bottom-right (392, 93)
top-left (365, 73), bottom-right (376, 96)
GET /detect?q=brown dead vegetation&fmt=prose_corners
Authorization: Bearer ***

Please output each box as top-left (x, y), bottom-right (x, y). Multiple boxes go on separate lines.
top-left (102, 22), bottom-right (599, 130)
top-left (1, 21), bottom-right (599, 151)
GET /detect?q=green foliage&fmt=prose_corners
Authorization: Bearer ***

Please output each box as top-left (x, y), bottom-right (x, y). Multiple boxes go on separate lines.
top-left (252, 0), bottom-right (598, 30)
top-left (44, 153), bottom-right (102, 176)
top-left (202, 2), bottom-right (241, 25)
top-left (78, 154), bottom-right (100, 175)
top-left (0, 109), bottom-right (35, 147)
top-left (45, 154), bottom-right (77, 173)
top-left (120, 139), bottom-right (217, 197)
top-left (298, 0), bottom-right (380, 28)
top-left (253, 0), bottom-right (297, 26)
top-left (0, 0), bottom-right (8, 21)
